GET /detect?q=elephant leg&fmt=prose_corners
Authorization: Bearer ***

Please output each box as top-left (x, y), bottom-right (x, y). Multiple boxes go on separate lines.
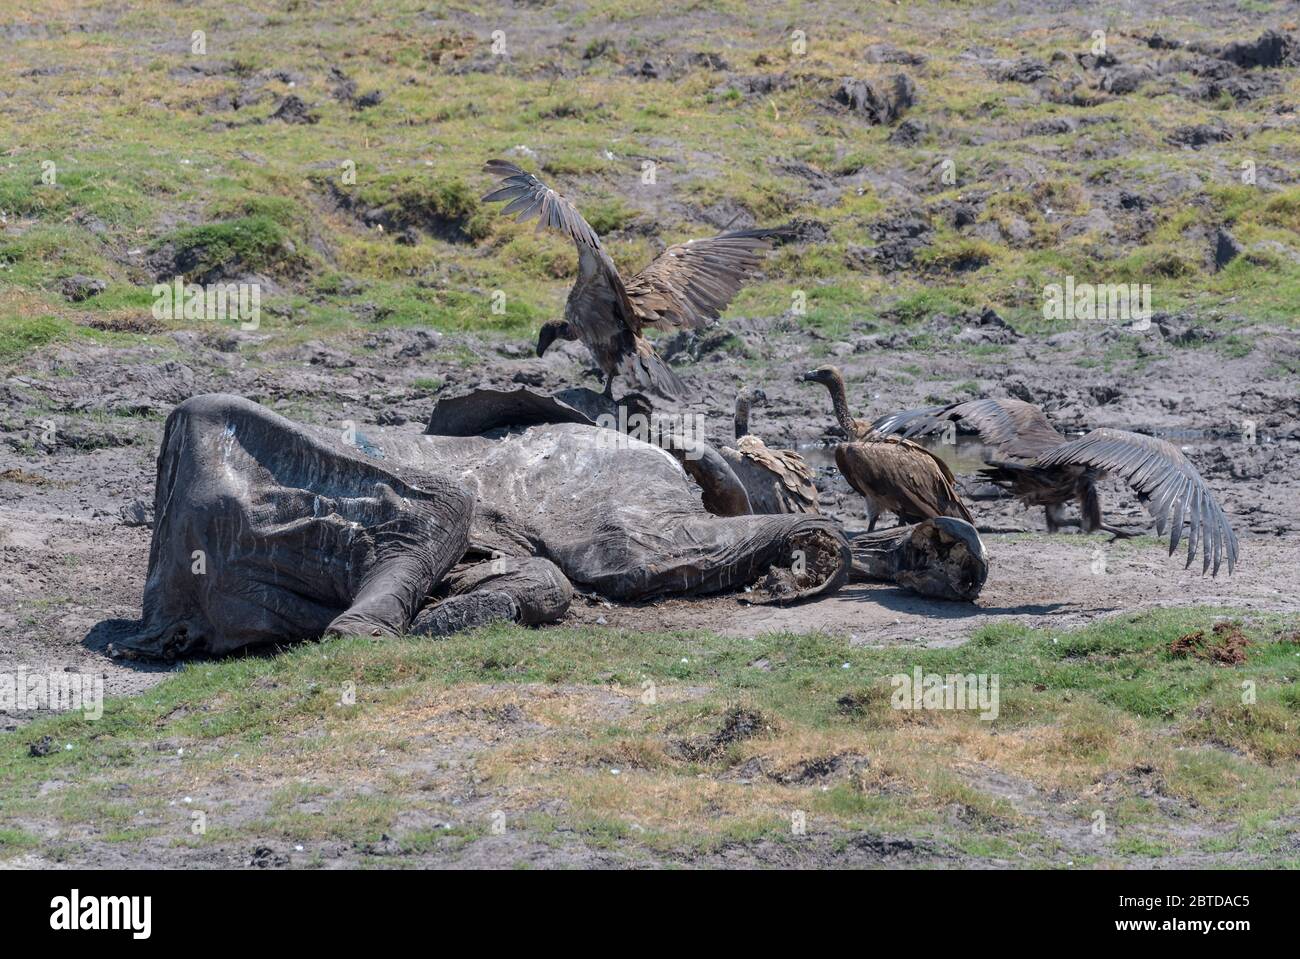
top-left (551, 513), bottom-right (850, 606)
top-left (409, 591), bottom-right (522, 637)
top-left (849, 517), bottom-right (988, 602)
top-left (410, 556), bottom-right (573, 636)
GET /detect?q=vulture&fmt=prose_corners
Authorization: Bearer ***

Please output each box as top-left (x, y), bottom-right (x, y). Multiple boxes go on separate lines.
top-left (871, 398), bottom-right (1239, 575)
top-left (800, 365), bottom-right (974, 530)
top-left (720, 388), bottom-right (820, 514)
top-left (481, 159), bottom-right (790, 399)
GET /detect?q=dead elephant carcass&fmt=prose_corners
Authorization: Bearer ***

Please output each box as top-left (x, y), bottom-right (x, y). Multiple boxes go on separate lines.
top-left (109, 391), bottom-right (849, 658)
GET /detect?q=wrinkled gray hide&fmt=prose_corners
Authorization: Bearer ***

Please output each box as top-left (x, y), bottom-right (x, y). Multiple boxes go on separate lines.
top-left (426, 386), bottom-right (753, 516)
top-left (115, 391), bottom-right (849, 658)
top-left (123, 394), bottom-right (472, 658)
top-left (412, 556), bottom-right (574, 636)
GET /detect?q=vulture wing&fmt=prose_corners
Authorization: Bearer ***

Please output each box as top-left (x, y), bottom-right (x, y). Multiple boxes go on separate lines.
top-left (482, 159), bottom-right (604, 249)
top-left (624, 228), bottom-right (793, 332)
top-left (481, 160), bottom-right (682, 395)
top-left (736, 436), bottom-right (819, 512)
top-left (870, 404), bottom-right (948, 437)
top-left (877, 433), bottom-right (959, 485)
top-left (1034, 429), bottom-right (1239, 575)
top-left (481, 159), bottom-right (636, 315)
top-left (873, 398), bottom-right (1065, 461)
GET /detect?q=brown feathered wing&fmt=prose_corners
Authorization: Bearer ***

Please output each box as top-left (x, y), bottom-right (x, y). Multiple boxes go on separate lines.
top-left (623, 229), bottom-right (790, 332)
top-left (873, 398), bottom-right (1065, 460)
top-left (836, 440), bottom-right (974, 524)
top-left (1034, 429), bottom-right (1238, 575)
top-left (481, 160), bottom-right (683, 398)
top-left (735, 435), bottom-right (819, 512)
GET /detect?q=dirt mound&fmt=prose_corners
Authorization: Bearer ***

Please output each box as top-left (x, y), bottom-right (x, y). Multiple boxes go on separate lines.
top-left (1169, 622), bottom-right (1251, 665)
top-left (1219, 30), bottom-right (1296, 69)
top-left (832, 74), bottom-right (916, 124)
top-left (322, 180), bottom-right (484, 245)
top-left (269, 94), bottom-right (319, 124)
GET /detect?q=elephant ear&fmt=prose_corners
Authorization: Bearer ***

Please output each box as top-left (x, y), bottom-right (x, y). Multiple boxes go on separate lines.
top-left (1034, 428), bottom-right (1239, 576)
top-left (424, 386), bottom-right (595, 436)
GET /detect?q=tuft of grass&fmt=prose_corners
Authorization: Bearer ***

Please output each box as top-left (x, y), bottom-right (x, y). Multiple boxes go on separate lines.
top-left (157, 216), bottom-right (301, 280)
top-left (0, 314), bottom-right (73, 359)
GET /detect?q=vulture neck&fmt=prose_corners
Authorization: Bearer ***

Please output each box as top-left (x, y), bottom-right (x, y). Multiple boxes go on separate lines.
top-left (733, 396), bottom-right (752, 440)
top-left (824, 375), bottom-right (858, 437)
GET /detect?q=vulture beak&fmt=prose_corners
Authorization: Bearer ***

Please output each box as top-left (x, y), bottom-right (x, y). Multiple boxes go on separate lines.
top-left (799, 369), bottom-right (820, 383)
top-left (536, 323), bottom-right (559, 358)
top-left (751, 387), bottom-right (769, 404)
top-left (537, 320), bottom-right (575, 358)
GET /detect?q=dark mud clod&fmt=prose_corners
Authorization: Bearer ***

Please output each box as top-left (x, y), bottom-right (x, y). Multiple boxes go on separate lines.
top-left (833, 73), bottom-right (916, 124)
top-left (1169, 622), bottom-right (1250, 665)
top-left (673, 706), bottom-right (768, 763)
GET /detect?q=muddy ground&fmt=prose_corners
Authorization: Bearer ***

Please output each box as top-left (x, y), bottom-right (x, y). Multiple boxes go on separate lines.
top-left (3, 312), bottom-right (1297, 726)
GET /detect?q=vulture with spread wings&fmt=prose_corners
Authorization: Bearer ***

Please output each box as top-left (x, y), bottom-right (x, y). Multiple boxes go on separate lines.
top-left (872, 398), bottom-right (1239, 575)
top-left (481, 159), bottom-right (790, 399)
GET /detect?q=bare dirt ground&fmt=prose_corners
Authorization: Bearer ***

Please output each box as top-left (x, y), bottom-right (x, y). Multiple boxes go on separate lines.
top-left (2, 314), bottom-right (1297, 727)
top-left (570, 537), bottom-right (1300, 645)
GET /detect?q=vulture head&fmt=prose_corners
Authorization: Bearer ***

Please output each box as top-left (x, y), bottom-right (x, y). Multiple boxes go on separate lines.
top-left (733, 387), bottom-right (769, 440)
top-left (536, 320), bottom-right (577, 358)
top-left (799, 365), bottom-right (846, 389)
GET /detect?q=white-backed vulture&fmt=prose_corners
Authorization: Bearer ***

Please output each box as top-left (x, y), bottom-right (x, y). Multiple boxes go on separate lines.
top-left (872, 397), bottom-right (1239, 575)
top-left (800, 365), bottom-right (974, 531)
top-left (481, 159), bottom-right (789, 399)
top-left (720, 389), bottom-right (819, 514)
